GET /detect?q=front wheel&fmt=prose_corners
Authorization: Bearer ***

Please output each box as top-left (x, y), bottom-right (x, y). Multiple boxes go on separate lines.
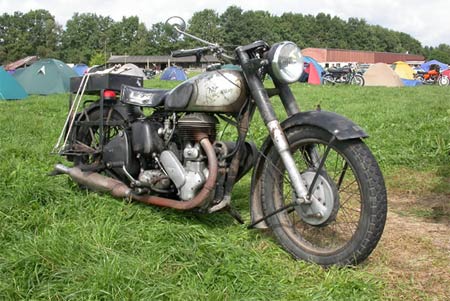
top-left (261, 126), bottom-right (387, 266)
top-left (350, 74), bottom-right (365, 86)
top-left (438, 75), bottom-right (449, 86)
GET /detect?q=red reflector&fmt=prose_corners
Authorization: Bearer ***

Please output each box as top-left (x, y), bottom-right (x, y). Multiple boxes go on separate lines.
top-left (103, 90), bottom-right (116, 99)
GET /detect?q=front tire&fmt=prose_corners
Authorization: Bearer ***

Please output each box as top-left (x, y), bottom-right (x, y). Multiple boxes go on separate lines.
top-left (438, 75), bottom-right (449, 86)
top-left (261, 126), bottom-right (387, 266)
top-left (350, 74), bottom-right (365, 86)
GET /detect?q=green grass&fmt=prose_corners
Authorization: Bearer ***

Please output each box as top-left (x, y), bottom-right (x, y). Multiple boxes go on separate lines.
top-left (0, 82), bottom-right (449, 300)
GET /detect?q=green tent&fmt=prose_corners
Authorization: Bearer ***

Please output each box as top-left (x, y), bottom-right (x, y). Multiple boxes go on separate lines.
top-left (0, 67), bottom-right (28, 100)
top-left (13, 59), bottom-right (78, 95)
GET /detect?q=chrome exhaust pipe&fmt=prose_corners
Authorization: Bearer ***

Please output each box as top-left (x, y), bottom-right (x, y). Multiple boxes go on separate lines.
top-left (52, 136), bottom-right (218, 210)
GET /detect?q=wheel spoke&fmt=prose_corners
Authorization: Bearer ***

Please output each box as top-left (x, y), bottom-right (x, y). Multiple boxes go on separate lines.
top-left (266, 136), bottom-right (365, 252)
top-left (73, 109), bottom-right (125, 167)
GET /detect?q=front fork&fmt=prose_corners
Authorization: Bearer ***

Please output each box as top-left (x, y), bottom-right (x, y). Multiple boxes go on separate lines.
top-left (236, 48), bottom-right (326, 211)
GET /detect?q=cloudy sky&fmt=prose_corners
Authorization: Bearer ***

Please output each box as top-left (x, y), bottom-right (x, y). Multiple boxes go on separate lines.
top-left (1, 0), bottom-right (449, 47)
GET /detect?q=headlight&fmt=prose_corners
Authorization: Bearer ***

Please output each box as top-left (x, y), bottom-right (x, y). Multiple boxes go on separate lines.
top-left (268, 41), bottom-right (304, 84)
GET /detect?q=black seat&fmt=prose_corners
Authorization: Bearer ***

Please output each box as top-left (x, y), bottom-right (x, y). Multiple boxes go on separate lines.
top-left (121, 85), bottom-right (170, 107)
top-left (328, 67), bottom-right (350, 74)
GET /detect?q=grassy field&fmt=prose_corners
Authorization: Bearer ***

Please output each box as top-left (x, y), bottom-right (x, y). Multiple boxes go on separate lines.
top-left (0, 80), bottom-right (449, 300)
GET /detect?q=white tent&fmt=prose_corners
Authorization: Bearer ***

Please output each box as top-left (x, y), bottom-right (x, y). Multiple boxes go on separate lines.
top-left (111, 63), bottom-right (146, 78)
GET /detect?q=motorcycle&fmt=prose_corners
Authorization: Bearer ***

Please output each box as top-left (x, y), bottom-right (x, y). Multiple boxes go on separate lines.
top-left (52, 16), bottom-right (387, 266)
top-left (322, 65), bottom-right (365, 86)
top-left (415, 67), bottom-right (449, 86)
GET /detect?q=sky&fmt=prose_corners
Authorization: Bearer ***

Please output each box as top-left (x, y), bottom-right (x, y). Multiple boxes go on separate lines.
top-left (1, 0), bottom-right (450, 47)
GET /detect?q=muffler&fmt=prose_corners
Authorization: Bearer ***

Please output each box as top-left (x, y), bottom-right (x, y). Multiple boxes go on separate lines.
top-left (53, 137), bottom-right (218, 210)
top-left (52, 164), bottom-right (132, 198)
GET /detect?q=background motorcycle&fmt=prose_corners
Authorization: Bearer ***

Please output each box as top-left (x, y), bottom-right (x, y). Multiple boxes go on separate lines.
top-left (52, 16), bottom-right (387, 266)
top-left (415, 67), bottom-right (449, 86)
top-left (322, 65), bottom-right (365, 86)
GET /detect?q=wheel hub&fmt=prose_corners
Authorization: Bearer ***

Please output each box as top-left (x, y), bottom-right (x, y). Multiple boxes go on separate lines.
top-left (295, 170), bottom-right (339, 226)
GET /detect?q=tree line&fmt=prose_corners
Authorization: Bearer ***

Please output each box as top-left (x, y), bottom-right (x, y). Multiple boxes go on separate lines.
top-left (1, 6), bottom-right (449, 66)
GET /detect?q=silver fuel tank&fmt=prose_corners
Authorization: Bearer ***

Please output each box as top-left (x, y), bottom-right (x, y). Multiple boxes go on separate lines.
top-left (171, 69), bottom-right (247, 113)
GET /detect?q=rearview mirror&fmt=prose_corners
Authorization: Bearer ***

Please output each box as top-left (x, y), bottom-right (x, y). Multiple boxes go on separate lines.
top-left (165, 16), bottom-right (186, 34)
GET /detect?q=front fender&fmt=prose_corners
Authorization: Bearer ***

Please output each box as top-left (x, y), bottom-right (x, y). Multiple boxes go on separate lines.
top-left (249, 110), bottom-right (368, 228)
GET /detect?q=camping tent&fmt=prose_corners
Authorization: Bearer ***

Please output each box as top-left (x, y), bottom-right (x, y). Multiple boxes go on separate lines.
top-left (12, 68), bottom-right (26, 77)
top-left (401, 79), bottom-right (423, 87)
top-left (300, 56), bottom-right (324, 85)
top-left (72, 63), bottom-right (89, 76)
top-left (392, 61), bottom-right (414, 80)
top-left (441, 69), bottom-right (450, 78)
top-left (363, 63), bottom-right (404, 87)
top-left (111, 63), bottom-right (146, 78)
top-left (13, 59), bottom-right (78, 95)
top-left (392, 61), bottom-right (422, 86)
top-left (420, 60), bottom-right (448, 72)
top-left (0, 67), bottom-right (28, 100)
top-left (160, 66), bottom-right (187, 81)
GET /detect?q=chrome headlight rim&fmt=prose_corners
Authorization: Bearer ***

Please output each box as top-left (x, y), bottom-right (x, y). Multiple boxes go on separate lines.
top-left (268, 41), bottom-right (304, 84)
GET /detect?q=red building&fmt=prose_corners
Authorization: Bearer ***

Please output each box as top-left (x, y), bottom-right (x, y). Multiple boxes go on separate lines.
top-left (301, 48), bottom-right (424, 64)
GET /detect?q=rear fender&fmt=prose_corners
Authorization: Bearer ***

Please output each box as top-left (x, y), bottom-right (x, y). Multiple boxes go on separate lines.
top-left (249, 111), bottom-right (368, 228)
top-left (81, 101), bottom-right (141, 122)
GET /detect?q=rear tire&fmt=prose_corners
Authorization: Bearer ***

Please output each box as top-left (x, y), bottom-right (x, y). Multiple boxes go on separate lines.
top-left (261, 126), bottom-right (387, 266)
top-left (72, 107), bottom-right (126, 169)
top-left (322, 74), bottom-right (335, 85)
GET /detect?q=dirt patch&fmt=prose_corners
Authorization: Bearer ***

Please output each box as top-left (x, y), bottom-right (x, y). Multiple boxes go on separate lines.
top-left (366, 192), bottom-right (450, 300)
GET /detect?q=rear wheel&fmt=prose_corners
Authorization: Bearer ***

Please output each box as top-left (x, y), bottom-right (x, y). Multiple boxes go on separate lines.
top-left (72, 106), bottom-right (126, 169)
top-left (322, 74), bottom-right (335, 85)
top-left (415, 75), bottom-right (425, 83)
top-left (261, 126), bottom-right (387, 266)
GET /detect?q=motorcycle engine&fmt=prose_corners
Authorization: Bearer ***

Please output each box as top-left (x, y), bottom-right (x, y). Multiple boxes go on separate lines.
top-left (137, 113), bottom-right (217, 201)
top-left (177, 113), bottom-right (217, 142)
top-left (163, 113), bottom-right (217, 200)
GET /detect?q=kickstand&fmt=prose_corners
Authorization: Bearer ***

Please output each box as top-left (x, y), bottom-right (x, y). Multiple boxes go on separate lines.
top-left (225, 205), bottom-right (245, 224)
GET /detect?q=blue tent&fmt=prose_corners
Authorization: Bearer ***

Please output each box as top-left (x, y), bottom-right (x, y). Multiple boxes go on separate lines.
top-left (160, 66), bottom-right (187, 81)
top-left (420, 60), bottom-right (448, 72)
top-left (0, 67), bottom-right (28, 100)
top-left (299, 56), bottom-right (324, 85)
top-left (401, 79), bottom-right (423, 87)
top-left (72, 63), bottom-right (89, 76)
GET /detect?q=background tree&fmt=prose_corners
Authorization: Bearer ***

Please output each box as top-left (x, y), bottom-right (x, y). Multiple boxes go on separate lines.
top-left (25, 10), bottom-right (61, 58)
top-left (187, 9), bottom-right (223, 46)
top-left (0, 10), bottom-right (60, 63)
top-left (239, 10), bottom-right (280, 45)
top-left (425, 44), bottom-right (450, 63)
top-left (1, 6), bottom-right (449, 65)
top-left (60, 13), bottom-right (114, 63)
top-left (89, 52), bottom-right (107, 66)
top-left (108, 16), bottom-right (150, 55)
top-left (219, 6), bottom-right (246, 46)
top-left (147, 22), bottom-right (187, 55)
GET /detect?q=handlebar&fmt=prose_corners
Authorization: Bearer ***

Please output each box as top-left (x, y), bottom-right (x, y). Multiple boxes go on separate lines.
top-left (171, 46), bottom-right (211, 58)
top-left (171, 46), bottom-right (237, 64)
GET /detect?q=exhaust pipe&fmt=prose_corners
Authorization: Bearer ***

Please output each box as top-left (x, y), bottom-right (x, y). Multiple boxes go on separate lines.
top-left (53, 137), bottom-right (218, 210)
